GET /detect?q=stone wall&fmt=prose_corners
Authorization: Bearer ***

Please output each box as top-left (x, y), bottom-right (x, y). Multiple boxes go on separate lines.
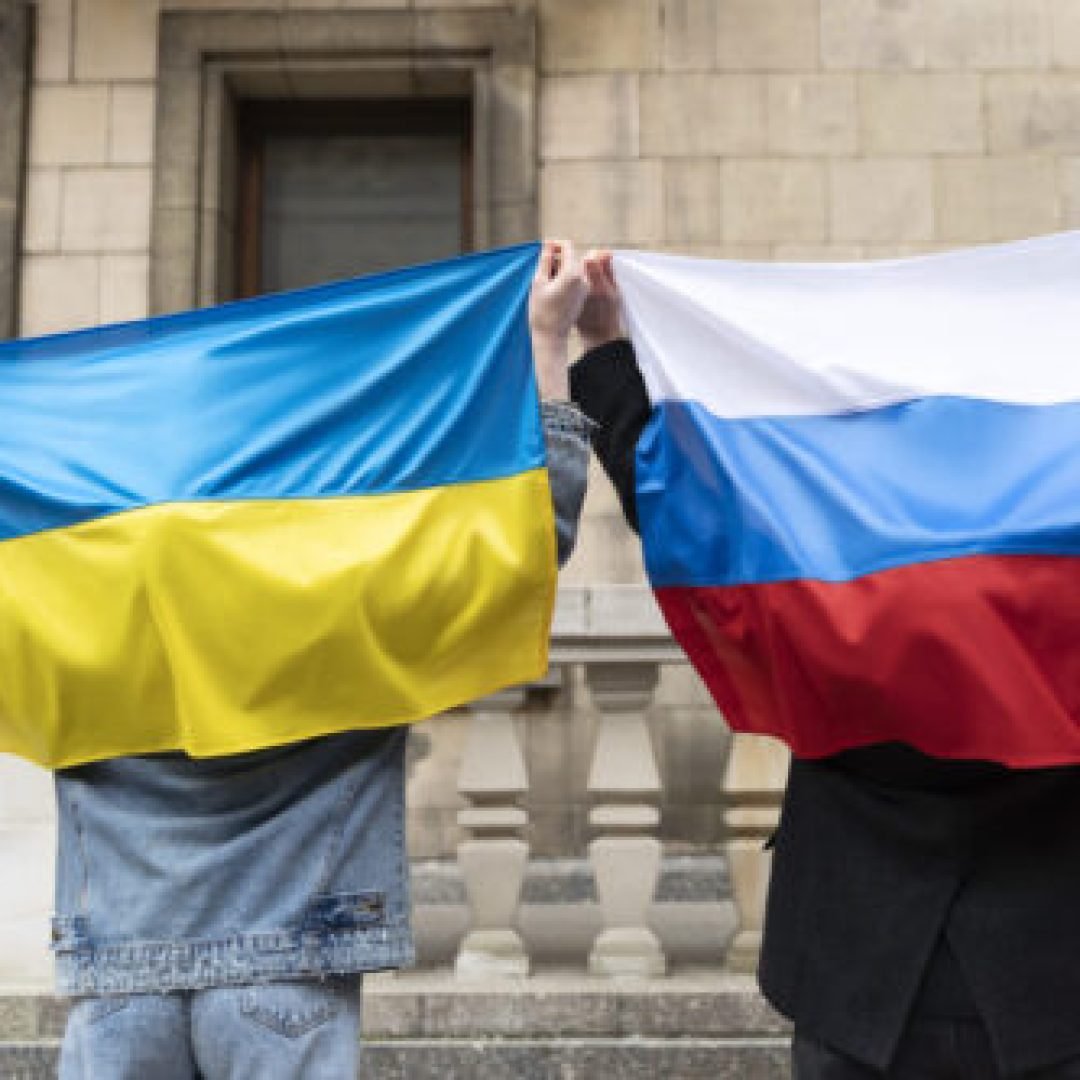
top-left (0, 0), bottom-right (31, 336)
top-left (4, 0), bottom-right (1080, 987)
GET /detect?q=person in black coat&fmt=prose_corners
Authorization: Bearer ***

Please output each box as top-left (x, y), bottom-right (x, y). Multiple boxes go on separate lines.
top-left (569, 250), bottom-right (1080, 1080)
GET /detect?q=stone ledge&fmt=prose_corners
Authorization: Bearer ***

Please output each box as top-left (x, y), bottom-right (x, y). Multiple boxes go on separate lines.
top-left (1, 974), bottom-right (789, 1042)
top-left (361, 1038), bottom-right (791, 1079)
top-left (363, 973), bottom-right (790, 1040)
top-left (0, 1037), bottom-right (793, 1080)
top-left (411, 855), bottom-right (730, 905)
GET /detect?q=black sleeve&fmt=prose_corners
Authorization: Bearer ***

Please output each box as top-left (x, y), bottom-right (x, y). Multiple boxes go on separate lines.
top-left (569, 338), bottom-right (651, 534)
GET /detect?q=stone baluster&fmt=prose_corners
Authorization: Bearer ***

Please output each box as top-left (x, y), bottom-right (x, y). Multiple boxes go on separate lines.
top-left (585, 661), bottom-right (665, 977)
top-left (454, 688), bottom-right (531, 977)
top-left (721, 733), bottom-right (790, 972)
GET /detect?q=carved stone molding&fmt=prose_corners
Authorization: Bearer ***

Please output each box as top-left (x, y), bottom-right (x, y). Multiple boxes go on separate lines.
top-left (152, 7), bottom-right (537, 314)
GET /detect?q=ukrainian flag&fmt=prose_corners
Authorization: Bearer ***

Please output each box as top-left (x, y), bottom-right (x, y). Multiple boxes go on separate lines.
top-left (0, 244), bottom-right (554, 768)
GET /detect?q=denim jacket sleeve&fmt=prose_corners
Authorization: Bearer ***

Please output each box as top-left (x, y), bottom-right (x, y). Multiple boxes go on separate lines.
top-left (540, 400), bottom-right (590, 568)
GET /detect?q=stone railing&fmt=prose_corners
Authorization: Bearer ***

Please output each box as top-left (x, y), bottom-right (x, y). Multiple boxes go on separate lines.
top-left (448, 584), bottom-right (789, 979)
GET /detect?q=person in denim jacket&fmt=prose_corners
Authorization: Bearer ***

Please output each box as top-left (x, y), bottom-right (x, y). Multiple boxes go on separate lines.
top-left (55, 241), bottom-right (593, 1080)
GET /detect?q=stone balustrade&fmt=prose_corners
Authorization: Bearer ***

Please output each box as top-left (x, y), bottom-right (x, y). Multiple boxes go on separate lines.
top-left (445, 584), bottom-right (788, 980)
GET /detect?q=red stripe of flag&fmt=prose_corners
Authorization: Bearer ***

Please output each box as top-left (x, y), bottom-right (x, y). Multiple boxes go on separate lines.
top-left (656, 554), bottom-right (1080, 767)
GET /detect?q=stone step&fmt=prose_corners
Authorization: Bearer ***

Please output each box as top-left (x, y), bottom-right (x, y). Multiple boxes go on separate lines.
top-left (0, 975), bottom-right (793, 1078)
top-left (0, 1038), bottom-right (791, 1080)
top-left (0, 1043), bottom-right (56, 1080)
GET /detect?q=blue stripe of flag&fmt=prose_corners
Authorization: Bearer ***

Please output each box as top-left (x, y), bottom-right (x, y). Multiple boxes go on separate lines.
top-left (0, 244), bottom-right (542, 543)
top-left (637, 396), bottom-right (1080, 588)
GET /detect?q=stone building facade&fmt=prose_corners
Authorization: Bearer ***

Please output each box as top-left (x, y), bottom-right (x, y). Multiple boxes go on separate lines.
top-left (2, 0), bottom-right (1080, 988)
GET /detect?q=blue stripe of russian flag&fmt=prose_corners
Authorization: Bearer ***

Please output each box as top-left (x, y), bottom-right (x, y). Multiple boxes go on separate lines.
top-left (637, 396), bottom-right (1080, 589)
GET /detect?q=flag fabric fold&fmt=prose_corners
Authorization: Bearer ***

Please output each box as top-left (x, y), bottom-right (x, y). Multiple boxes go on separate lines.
top-left (0, 243), bottom-right (554, 769)
top-left (616, 233), bottom-right (1080, 767)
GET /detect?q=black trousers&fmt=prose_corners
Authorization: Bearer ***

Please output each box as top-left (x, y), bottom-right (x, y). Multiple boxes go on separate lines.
top-left (793, 1024), bottom-right (1080, 1079)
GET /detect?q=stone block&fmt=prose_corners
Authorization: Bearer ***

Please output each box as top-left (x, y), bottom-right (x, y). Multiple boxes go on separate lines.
top-left (0, 825), bottom-right (56, 987)
top-left (539, 0), bottom-right (661, 74)
top-left (0, 829), bottom-right (53, 915)
top-left (162, 0), bottom-right (285, 7)
top-left (651, 661), bottom-right (713, 708)
top-left (541, 75), bottom-right (639, 161)
top-left (277, 10), bottom-right (412, 52)
top-left (413, 10), bottom-right (533, 61)
top-left (414, 0), bottom-right (514, 8)
top-left (641, 74), bottom-right (766, 157)
top-left (937, 156), bottom-right (1059, 244)
top-left (158, 10), bottom-right (279, 69)
top-left (664, 159), bottom-right (723, 247)
top-left (860, 73), bottom-right (984, 155)
top-left (428, 989), bottom-right (618, 1039)
top-left (33, 0), bottom-right (73, 82)
top-left (151, 67), bottom-right (202, 211)
top-left (0, 8), bottom-right (28, 316)
top-left (821, 0), bottom-right (925, 70)
top-left (490, 203), bottom-right (538, 248)
top-left (361, 1038), bottom-right (793, 1078)
top-left (109, 84), bottom-right (156, 165)
top-left (661, 0), bottom-right (716, 71)
top-left (22, 169), bottom-right (62, 254)
top-left (35, 995), bottom-right (71, 1040)
top-left (149, 205), bottom-right (199, 314)
top-left (541, 159), bottom-right (663, 248)
top-left (490, 62), bottom-right (538, 203)
top-left (987, 74), bottom-right (1080, 154)
top-left (772, 244), bottom-right (865, 261)
top-left (20, 254), bottom-right (99, 335)
top-left (28, 86), bottom-right (109, 167)
top-left (2, 204), bottom-right (20, 334)
top-left (829, 158), bottom-right (934, 244)
top-left (923, 0), bottom-right (1051, 70)
top-left (100, 253), bottom-right (150, 323)
top-left (767, 74), bottom-right (857, 157)
top-left (1060, 157), bottom-right (1080, 228)
top-left (74, 0), bottom-right (158, 81)
top-left (1052, 0), bottom-right (1080, 68)
top-left (725, 733), bottom-right (791, 795)
top-left (723, 159), bottom-right (827, 246)
top-left (581, 456), bottom-right (627, 518)
top-left (862, 242), bottom-right (952, 259)
top-left (360, 990), bottom-right (424, 1040)
top-left (586, 584), bottom-right (669, 638)
top-left (619, 986), bottom-right (790, 1039)
top-left (717, 0), bottom-right (818, 71)
top-left (561, 502), bottom-right (648, 586)
top-left (0, 995), bottom-right (35, 1040)
top-left (60, 167), bottom-right (152, 253)
top-left (0, 760), bottom-right (55, 824)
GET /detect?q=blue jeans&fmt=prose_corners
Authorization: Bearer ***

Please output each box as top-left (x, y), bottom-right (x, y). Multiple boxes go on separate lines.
top-left (59, 977), bottom-right (362, 1079)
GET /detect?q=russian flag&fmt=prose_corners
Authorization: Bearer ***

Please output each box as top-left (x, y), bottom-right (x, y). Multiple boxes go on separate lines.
top-left (0, 245), bottom-right (554, 768)
top-left (616, 233), bottom-right (1080, 767)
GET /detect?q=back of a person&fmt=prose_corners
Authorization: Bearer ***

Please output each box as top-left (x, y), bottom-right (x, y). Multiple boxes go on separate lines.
top-left (54, 730), bottom-right (413, 996)
top-left (764, 745), bottom-right (1080, 1075)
